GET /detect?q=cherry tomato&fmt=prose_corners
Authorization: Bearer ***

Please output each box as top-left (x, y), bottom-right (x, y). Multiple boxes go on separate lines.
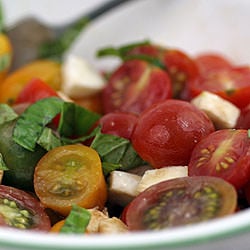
top-left (15, 78), bottom-right (59, 104)
top-left (126, 44), bottom-right (199, 98)
top-left (188, 129), bottom-right (250, 190)
top-left (185, 66), bottom-right (250, 109)
top-left (102, 59), bottom-right (172, 114)
top-left (34, 144), bottom-right (107, 216)
top-left (0, 60), bottom-right (61, 105)
top-left (236, 104), bottom-right (250, 129)
top-left (131, 99), bottom-right (214, 168)
top-left (98, 112), bottom-right (138, 140)
top-left (122, 176), bottom-right (237, 230)
top-left (0, 185), bottom-right (51, 231)
top-left (0, 33), bottom-right (12, 82)
top-left (195, 53), bottom-right (233, 75)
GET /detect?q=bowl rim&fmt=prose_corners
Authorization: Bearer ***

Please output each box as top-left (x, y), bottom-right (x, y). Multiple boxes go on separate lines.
top-left (0, 208), bottom-right (250, 250)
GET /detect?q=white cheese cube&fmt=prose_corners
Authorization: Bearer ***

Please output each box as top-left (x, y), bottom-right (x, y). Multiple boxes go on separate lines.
top-left (108, 171), bottom-right (142, 206)
top-left (136, 166), bottom-right (188, 194)
top-left (62, 54), bottom-right (105, 98)
top-left (191, 91), bottom-right (240, 129)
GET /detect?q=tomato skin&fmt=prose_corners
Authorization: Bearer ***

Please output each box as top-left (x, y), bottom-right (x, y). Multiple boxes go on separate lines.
top-left (102, 59), bottom-right (172, 114)
top-left (122, 176), bottom-right (237, 230)
top-left (236, 104), bottom-right (250, 129)
top-left (15, 78), bottom-right (59, 104)
top-left (185, 66), bottom-right (250, 109)
top-left (98, 112), bottom-right (138, 140)
top-left (0, 185), bottom-right (51, 231)
top-left (188, 129), bottom-right (250, 190)
top-left (195, 53), bottom-right (232, 74)
top-left (34, 144), bottom-right (107, 216)
top-left (131, 99), bottom-right (214, 168)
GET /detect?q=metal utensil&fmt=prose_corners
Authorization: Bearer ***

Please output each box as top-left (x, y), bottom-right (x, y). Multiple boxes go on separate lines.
top-left (4, 0), bottom-right (132, 70)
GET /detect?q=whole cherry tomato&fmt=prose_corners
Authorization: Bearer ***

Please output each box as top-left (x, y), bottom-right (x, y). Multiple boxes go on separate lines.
top-left (102, 59), bottom-right (172, 114)
top-left (131, 99), bottom-right (214, 168)
top-left (188, 129), bottom-right (250, 190)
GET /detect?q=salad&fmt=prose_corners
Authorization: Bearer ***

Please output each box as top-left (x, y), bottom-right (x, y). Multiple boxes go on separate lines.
top-left (0, 22), bottom-right (250, 235)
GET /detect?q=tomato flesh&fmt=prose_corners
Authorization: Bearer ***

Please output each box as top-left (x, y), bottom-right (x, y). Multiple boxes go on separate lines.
top-left (122, 176), bottom-right (237, 230)
top-left (188, 129), bottom-right (250, 190)
top-left (132, 99), bottom-right (214, 168)
top-left (0, 185), bottom-right (51, 231)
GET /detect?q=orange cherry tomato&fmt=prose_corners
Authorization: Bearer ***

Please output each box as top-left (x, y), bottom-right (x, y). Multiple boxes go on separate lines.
top-left (50, 220), bottom-right (65, 233)
top-left (0, 59), bottom-right (61, 105)
top-left (34, 144), bottom-right (107, 216)
top-left (0, 33), bottom-right (12, 82)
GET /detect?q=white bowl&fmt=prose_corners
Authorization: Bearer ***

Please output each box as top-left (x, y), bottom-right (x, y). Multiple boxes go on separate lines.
top-left (2, 0), bottom-right (250, 249)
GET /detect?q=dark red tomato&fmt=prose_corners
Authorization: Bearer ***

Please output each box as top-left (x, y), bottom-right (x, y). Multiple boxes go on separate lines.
top-left (236, 104), bottom-right (250, 129)
top-left (15, 78), bottom-right (59, 104)
top-left (195, 53), bottom-right (233, 75)
top-left (185, 66), bottom-right (250, 109)
top-left (98, 112), bottom-right (138, 140)
top-left (0, 185), bottom-right (51, 231)
top-left (102, 59), bottom-right (172, 114)
top-left (188, 129), bottom-right (250, 190)
top-left (127, 44), bottom-right (199, 98)
top-left (131, 99), bottom-right (214, 168)
top-left (122, 176), bottom-right (237, 231)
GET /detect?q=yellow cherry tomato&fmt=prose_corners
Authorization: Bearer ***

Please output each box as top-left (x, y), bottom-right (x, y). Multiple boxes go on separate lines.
top-left (0, 59), bottom-right (61, 105)
top-left (34, 144), bottom-right (107, 216)
top-left (0, 33), bottom-right (12, 82)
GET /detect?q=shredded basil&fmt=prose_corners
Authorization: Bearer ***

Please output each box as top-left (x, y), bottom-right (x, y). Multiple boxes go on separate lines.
top-left (0, 153), bottom-right (9, 171)
top-left (60, 204), bottom-right (91, 234)
top-left (0, 104), bottom-right (18, 125)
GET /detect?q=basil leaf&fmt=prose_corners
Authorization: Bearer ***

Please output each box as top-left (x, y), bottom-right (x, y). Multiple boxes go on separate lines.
top-left (37, 127), bottom-right (62, 151)
top-left (91, 128), bottom-right (145, 175)
top-left (60, 204), bottom-right (91, 234)
top-left (0, 153), bottom-right (9, 171)
top-left (58, 102), bottom-right (100, 137)
top-left (0, 104), bottom-right (18, 125)
top-left (13, 97), bottom-right (64, 151)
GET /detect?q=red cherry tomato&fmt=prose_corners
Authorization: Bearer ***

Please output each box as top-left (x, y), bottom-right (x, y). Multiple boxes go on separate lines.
top-left (102, 59), bottom-right (172, 114)
top-left (236, 104), bottom-right (250, 129)
top-left (0, 185), bottom-right (51, 231)
top-left (98, 112), bottom-right (138, 140)
top-left (188, 129), bottom-right (250, 190)
top-left (15, 78), bottom-right (59, 104)
top-left (122, 176), bottom-right (237, 231)
top-left (127, 44), bottom-right (199, 98)
top-left (185, 66), bottom-right (250, 109)
top-left (195, 53), bottom-right (233, 74)
top-left (131, 99), bottom-right (214, 168)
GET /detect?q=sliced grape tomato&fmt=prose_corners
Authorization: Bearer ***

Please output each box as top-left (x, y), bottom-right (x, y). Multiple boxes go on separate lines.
top-left (0, 185), bottom-right (51, 231)
top-left (122, 176), bottom-right (237, 231)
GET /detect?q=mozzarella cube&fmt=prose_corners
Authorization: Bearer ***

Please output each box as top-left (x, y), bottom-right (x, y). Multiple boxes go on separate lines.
top-left (191, 91), bottom-right (240, 129)
top-left (136, 166), bottom-right (188, 194)
top-left (62, 54), bottom-right (105, 98)
top-left (108, 171), bottom-right (142, 206)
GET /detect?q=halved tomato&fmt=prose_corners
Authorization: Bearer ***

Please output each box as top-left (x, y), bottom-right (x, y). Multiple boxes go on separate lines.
top-left (122, 176), bottom-right (237, 230)
top-left (34, 144), bottom-right (107, 216)
top-left (0, 185), bottom-right (51, 231)
top-left (102, 59), bottom-right (172, 114)
top-left (188, 129), bottom-right (250, 190)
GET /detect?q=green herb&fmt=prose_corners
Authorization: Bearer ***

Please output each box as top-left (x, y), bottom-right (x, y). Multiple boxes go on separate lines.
top-left (0, 153), bottom-right (9, 171)
top-left (91, 128), bottom-right (145, 175)
top-left (0, 104), bottom-right (18, 125)
top-left (0, 54), bottom-right (11, 72)
top-left (97, 40), bottom-right (166, 70)
top-left (0, 1), bottom-right (4, 33)
top-left (37, 127), bottom-right (62, 151)
top-left (13, 97), bottom-right (64, 151)
top-left (60, 204), bottom-right (91, 234)
top-left (58, 101), bottom-right (100, 138)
